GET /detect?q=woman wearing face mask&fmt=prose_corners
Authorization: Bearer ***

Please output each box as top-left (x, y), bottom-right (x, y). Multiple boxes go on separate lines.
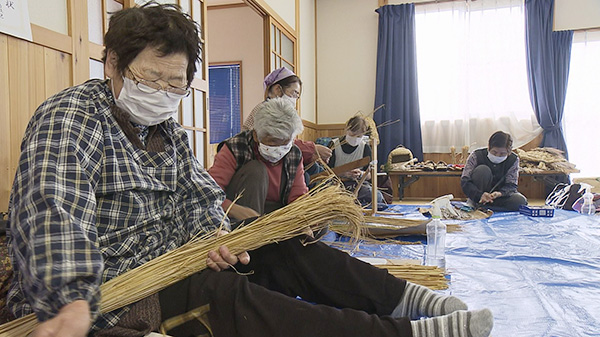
top-left (328, 116), bottom-right (384, 207)
top-left (461, 131), bottom-right (528, 212)
top-left (209, 97), bottom-right (308, 222)
top-left (243, 68), bottom-right (332, 182)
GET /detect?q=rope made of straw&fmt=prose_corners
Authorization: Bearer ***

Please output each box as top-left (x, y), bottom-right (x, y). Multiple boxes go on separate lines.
top-left (0, 180), bottom-right (364, 336)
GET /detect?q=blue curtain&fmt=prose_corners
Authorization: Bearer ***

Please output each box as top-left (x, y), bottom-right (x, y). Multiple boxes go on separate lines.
top-left (374, 4), bottom-right (423, 164)
top-left (525, 0), bottom-right (573, 158)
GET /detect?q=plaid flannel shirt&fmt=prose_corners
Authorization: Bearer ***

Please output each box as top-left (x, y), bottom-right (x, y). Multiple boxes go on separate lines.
top-left (7, 79), bottom-right (228, 331)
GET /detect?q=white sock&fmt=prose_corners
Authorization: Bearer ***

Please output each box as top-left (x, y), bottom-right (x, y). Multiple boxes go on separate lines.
top-left (392, 282), bottom-right (468, 319)
top-left (410, 309), bottom-right (494, 337)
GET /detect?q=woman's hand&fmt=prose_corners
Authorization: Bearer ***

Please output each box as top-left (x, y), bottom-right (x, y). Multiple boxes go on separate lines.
top-left (207, 231), bottom-right (251, 272)
top-left (342, 169), bottom-right (363, 180)
top-left (479, 192), bottom-right (494, 204)
top-left (314, 144), bottom-right (332, 163)
top-left (30, 300), bottom-right (91, 337)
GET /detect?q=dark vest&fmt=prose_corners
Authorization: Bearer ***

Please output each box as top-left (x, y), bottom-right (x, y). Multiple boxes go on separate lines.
top-left (474, 148), bottom-right (517, 189)
top-left (217, 130), bottom-right (302, 205)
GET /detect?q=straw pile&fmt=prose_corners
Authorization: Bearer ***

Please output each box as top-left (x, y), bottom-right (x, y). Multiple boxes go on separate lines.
top-left (376, 263), bottom-right (448, 290)
top-left (0, 181), bottom-right (364, 337)
top-left (331, 215), bottom-right (461, 239)
top-left (516, 147), bottom-right (579, 174)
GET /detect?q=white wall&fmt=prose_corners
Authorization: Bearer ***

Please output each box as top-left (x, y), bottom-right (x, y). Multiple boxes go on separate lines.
top-left (299, 0), bottom-right (316, 123)
top-left (264, 0), bottom-right (296, 30)
top-left (316, 0), bottom-right (379, 124)
top-left (28, 0), bottom-right (68, 35)
top-left (207, 6), bottom-right (264, 121)
top-left (554, 0), bottom-right (600, 31)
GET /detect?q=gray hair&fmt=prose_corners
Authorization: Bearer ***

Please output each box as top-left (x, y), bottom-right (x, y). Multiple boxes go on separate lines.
top-left (253, 97), bottom-right (304, 141)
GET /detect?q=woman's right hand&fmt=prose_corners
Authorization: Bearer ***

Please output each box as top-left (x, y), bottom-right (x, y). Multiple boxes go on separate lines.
top-left (228, 204), bottom-right (261, 221)
top-left (30, 300), bottom-right (91, 337)
top-left (479, 192), bottom-right (494, 204)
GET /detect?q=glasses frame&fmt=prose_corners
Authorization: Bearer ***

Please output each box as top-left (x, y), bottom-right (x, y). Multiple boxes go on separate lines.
top-left (126, 68), bottom-right (191, 98)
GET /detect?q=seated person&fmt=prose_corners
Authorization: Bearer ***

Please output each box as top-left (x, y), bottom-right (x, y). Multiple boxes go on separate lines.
top-left (461, 131), bottom-right (528, 212)
top-left (328, 116), bottom-right (384, 207)
top-left (6, 4), bottom-right (493, 337)
top-left (242, 67), bottom-right (332, 183)
top-left (209, 97), bottom-right (308, 221)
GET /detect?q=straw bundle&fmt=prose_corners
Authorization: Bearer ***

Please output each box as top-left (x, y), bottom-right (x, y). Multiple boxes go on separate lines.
top-left (0, 181), bottom-right (364, 336)
top-left (516, 147), bottom-right (579, 174)
top-left (376, 263), bottom-right (448, 290)
top-left (331, 215), bottom-right (461, 239)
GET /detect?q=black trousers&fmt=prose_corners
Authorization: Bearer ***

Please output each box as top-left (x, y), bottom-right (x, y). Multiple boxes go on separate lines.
top-left (225, 160), bottom-right (282, 222)
top-left (471, 165), bottom-right (527, 211)
top-left (159, 238), bottom-right (412, 337)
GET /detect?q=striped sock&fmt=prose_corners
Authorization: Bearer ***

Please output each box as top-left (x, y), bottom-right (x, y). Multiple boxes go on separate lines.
top-left (411, 309), bottom-right (494, 337)
top-left (392, 282), bottom-right (468, 319)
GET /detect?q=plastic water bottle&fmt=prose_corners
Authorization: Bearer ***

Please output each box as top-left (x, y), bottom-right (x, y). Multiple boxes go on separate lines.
top-left (580, 187), bottom-right (595, 215)
top-left (425, 205), bottom-right (446, 268)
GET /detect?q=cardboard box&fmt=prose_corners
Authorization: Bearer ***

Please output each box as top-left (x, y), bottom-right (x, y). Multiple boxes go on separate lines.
top-left (519, 205), bottom-right (555, 217)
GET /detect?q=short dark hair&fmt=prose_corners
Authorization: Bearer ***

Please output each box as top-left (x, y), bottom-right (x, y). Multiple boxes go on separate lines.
top-left (488, 131), bottom-right (513, 150)
top-left (271, 75), bottom-right (302, 92)
top-left (346, 116), bottom-right (368, 134)
top-left (102, 2), bottom-right (201, 85)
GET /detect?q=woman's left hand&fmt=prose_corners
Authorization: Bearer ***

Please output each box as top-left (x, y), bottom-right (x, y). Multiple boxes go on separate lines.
top-left (206, 231), bottom-right (250, 271)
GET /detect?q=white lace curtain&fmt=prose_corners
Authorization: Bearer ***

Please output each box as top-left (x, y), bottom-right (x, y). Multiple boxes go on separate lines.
top-left (415, 0), bottom-right (542, 153)
top-left (563, 30), bottom-right (600, 178)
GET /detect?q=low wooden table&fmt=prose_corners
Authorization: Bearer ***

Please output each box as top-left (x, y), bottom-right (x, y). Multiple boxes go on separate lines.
top-left (387, 169), bottom-right (567, 200)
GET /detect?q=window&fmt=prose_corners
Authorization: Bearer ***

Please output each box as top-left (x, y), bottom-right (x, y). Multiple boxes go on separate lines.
top-left (415, 0), bottom-right (541, 153)
top-left (270, 19), bottom-right (296, 73)
top-left (208, 64), bottom-right (241, 144)
top-left (563, 30), bottom-right (600, 178)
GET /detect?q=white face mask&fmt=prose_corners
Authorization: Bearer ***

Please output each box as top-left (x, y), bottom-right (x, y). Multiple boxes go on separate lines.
top-left (258, 141), bottom-right (293, 163)
top-left (487, 152), bottom-right (508, 164)
top-left (282, 94), bottom-right (297, 107)
top-left (345, 134), bottom-right (362, 147)
top-left (114, 77), bottom-right (185, 126)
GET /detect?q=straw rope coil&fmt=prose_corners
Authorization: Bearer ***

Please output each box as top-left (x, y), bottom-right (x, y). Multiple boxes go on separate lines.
top-left (0, 180), bottom-right (364, 336)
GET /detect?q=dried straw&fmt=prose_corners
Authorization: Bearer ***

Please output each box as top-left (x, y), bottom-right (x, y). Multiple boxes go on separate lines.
top-left (0, 180), bottom-right (364, 337)
top-left (376, 263), bottom-right (448, 290)
top-left (516, 147), bottom-right (579, 174)
top-left (330, 214), bottom-right (462, 251)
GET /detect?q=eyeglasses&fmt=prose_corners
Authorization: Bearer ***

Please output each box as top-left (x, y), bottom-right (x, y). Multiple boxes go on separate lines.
top-left (287, 88), bottom-right (301, 99)
top-left (126, 68), bottom-right (191, 97)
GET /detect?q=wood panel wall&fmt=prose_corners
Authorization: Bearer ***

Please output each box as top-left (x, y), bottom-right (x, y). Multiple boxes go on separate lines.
top-left (1, 30), bottom-right (76, 213)
top-left (300, 120), bottom-right (345, 141)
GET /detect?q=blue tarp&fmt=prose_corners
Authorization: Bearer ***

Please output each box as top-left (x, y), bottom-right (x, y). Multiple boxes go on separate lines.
top-left (324, 206), bottom-right (600, 337)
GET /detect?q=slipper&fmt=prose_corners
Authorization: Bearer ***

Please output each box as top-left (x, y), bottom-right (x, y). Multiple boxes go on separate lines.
top-left (423, 160), bottom-right (435, 171)
top-left (435, 161), bottom-right (449, 171)
top-left (412, 162), bottom-right (425, 170)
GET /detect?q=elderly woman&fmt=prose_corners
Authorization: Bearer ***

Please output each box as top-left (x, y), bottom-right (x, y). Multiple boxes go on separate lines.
top-left (461, 131), bottom-right (528, 211)
top-left (209, 97), bottom-right (307, 221)
top-left (7, 3), bottom-right (250, 336)
top-left (243, 68), bottom-right (332, 182)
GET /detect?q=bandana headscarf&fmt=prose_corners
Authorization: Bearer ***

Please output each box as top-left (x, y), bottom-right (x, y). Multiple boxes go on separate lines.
top-left (263, 67), bottom-right (295, 91)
